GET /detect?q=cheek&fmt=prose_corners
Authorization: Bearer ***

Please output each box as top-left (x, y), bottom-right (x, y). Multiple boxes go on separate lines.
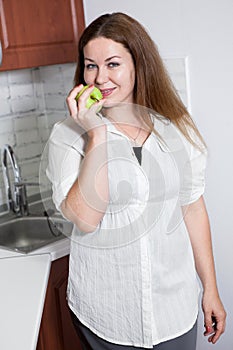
top-left (125, 63), bottom-right (135, 87)
top-left (124, 69), bottom-right (135, 92)
top-left (83, 73), bottom-right (89, 84)
top-left (114, 68), bottom-right (135, 90)
top-left (129, 69), bottom-right (135, 88)
top-left (112, 69), bottom-right (125, 82)
top-left (83, 70), bottom-right (95, 84)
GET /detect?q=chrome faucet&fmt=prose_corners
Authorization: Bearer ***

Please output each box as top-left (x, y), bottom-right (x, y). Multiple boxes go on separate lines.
top-left (1, 144), bottom-right (38, 216)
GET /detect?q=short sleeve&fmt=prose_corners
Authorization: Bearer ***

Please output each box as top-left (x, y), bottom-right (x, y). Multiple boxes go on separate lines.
top-left (179, 143), bottom-right (207, 206)
top-left (46, 120), bottom-right (84, 211)
top-left (153, 118), bottom-right (208, 207)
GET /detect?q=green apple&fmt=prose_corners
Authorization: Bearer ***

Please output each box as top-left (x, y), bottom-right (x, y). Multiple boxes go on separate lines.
top-left (75, 85), bottom-right (103, 109)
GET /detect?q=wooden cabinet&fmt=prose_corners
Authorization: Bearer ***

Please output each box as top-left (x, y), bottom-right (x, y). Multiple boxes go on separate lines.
top-left (37, 255), bottom-right (82, 350)
top-left (0, 0), bottom-right (85, 71)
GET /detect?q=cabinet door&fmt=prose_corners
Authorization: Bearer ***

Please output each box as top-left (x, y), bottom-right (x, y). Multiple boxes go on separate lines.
top-left (37, 255), bottom-right (82, 350)
top-left (0, 0), bottom-right (85, 71)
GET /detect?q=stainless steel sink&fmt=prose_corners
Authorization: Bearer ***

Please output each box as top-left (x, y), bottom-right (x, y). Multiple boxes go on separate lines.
top-left (0, 216), bottom-right (73, 253)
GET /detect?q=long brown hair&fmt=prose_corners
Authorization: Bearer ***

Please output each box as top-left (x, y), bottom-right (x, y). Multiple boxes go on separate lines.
top-left (74, 12), bottom-right (205, 149)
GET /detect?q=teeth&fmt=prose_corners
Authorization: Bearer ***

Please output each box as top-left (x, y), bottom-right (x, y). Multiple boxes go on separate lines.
top-left (102, 89), bottom-right (112, 93)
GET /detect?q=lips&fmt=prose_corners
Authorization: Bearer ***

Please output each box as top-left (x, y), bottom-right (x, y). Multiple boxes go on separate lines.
top-left (99, 88), bottom-right (116, 98)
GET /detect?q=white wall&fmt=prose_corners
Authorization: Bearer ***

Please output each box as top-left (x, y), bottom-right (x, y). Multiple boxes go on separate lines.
top-left (83, 1), bottom-right (233, 349)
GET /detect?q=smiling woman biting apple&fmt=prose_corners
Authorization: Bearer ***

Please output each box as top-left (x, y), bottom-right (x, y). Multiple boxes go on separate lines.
top-left (46, 12), bottom-right (226, 350)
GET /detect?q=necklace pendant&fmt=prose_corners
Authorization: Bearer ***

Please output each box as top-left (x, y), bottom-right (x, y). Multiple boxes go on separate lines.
top-left (130, 139), bottom-right (138, 147)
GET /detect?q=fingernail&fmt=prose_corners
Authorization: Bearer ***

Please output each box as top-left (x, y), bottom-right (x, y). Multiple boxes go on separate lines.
top-left (204, 326), bottom-right (212, 334)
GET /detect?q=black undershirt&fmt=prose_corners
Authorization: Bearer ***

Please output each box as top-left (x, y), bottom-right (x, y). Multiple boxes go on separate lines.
top-left (133, 147), bottom-right (142, 165)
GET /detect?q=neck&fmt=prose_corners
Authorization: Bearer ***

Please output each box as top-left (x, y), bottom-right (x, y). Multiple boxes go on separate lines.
top-left (106, 116), bottom-right (142, 146)
top-left (101, 104), bottom-right (152, 146)
top-left (102, 104), bottom-right (138, 123)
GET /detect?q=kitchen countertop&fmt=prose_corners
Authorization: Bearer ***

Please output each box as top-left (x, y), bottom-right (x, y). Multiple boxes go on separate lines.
top-left (0, 239), bottom-right (71, 350)
top-left (0, 254), bottom-right (51, 350)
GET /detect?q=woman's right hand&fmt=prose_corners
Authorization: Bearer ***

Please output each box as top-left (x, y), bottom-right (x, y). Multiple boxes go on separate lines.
top-left (66, 84), bottom-right (106, 136)
top-left (63, 85), bottom-right (109, 233)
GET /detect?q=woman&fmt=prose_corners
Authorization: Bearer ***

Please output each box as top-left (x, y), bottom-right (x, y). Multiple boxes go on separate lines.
top-left (46, 12), bottom-right (226, 349)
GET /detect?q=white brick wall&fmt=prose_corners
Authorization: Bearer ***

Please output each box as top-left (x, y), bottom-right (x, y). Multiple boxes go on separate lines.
top-left (0, 63), bottom-right (76, 208)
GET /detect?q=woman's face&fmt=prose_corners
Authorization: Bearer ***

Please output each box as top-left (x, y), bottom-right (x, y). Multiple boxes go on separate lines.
top-left (83, 37), bottom-right (135, 105)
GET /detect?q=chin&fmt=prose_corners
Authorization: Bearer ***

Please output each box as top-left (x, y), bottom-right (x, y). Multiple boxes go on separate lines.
top-left (102, 100), bottom-right (121, 109)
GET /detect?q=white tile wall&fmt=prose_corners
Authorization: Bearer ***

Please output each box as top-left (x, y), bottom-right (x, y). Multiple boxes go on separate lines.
top-left (0, 63), bottom-right (76, 208)
top-left (0, 58), bottom-right (189, 209)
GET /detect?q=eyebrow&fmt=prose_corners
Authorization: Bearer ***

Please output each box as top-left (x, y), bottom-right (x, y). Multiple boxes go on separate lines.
top-left (84, 55), bottom-right (121, 62)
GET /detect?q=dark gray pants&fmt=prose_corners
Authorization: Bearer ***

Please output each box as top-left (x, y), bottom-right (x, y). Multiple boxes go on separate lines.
top-left (70, 310), bottom-right (197, 350)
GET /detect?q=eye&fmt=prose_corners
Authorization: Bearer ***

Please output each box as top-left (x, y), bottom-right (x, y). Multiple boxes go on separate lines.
top-left (108, 62), bottom-right (120, 68)
top-left (85, 64), bottom-right (97, 70)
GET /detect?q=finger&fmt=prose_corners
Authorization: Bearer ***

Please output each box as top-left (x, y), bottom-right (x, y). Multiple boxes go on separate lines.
top-left (66, 84), bottom-right (84, 116)
top-left (204, 326), bottom-right (214, 336)
top-left (209, 330), bottom-right (221, 344)
top-left (208, 334), bottom-right (215, 343)
top-left (203, 310), bottom-right (213, 335)
top-left (209, 319), bottom-right (226, 344)
top-left (75, 85), bottom-right (96, 108)
top-left (89, 98), bottom-right (106, 114)
top-left (68, 84), bottom-right (84, 99)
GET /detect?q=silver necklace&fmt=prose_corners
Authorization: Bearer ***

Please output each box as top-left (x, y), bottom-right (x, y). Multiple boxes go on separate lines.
top-left (108, 116), bottom-right (142, 146)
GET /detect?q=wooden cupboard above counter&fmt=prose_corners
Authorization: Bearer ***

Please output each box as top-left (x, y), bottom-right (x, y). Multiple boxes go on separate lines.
top-left (0, 0), bottom-right (85, 71)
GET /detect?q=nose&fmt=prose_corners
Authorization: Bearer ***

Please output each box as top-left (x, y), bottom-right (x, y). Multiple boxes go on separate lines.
top-left (95, 66), bottom-right (108, 85)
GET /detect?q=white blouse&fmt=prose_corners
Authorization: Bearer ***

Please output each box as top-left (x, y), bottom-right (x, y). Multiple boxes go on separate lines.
top-left (46, 114), bottom-right (207, 348)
